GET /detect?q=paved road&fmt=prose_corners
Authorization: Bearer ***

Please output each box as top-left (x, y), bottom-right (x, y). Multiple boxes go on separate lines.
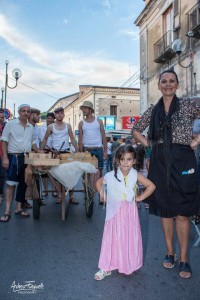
top-left (0, 178), bottom-right (200, 300)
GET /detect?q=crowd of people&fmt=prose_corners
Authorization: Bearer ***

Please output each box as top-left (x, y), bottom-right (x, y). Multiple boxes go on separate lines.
top-left (0, 101), bottom-right (108, 221)
top-left (0, 70), bottom-right (200, 282)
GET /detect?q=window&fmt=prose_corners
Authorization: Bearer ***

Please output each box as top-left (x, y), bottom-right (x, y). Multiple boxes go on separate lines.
top-left (173, 0), bottom-right (180, 30)
top-left (110, 105), bottom-right (117, 117)
top-left (163, 5), bottom-right (173, 46)
top-left (164, 6), bottom-right (173, 33)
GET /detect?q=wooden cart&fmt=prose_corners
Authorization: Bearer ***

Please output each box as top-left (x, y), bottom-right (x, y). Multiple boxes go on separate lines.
top-left (25, 152), bottom-right (99, 221)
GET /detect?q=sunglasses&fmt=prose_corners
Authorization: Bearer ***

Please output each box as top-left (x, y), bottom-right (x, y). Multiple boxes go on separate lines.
top-left (20, 109), bottom-right (31, 113)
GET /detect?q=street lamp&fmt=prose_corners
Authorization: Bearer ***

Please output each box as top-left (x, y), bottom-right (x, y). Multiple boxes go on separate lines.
top-left (4, 60), bottom-right (22, 108)
top-left (1, 87), bottom-right (4, 109)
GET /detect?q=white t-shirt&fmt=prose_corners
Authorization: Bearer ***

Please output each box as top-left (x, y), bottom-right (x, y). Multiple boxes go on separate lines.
top-left (39, 123), bottom-right (53, 149)
top-left (1, 118), bottom-right (35, 153)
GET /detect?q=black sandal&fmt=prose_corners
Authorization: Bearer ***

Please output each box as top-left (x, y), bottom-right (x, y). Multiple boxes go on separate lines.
top-left (0, 214), bottom-right (11, 223)
top-left (22, 201), bottom-right (32, 209)
top-left (179, 262), bottom-right (192, 279)
top-left (163, 254), bottom-right (176, 269)
top-left (15, 210), bottom-right (30, 217)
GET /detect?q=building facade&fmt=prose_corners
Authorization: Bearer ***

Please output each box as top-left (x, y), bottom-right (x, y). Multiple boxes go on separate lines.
top-left (135, 0), bottom-right (200, 113)
top-left (48, 85), bottom-right (140, 133)
top-left (48, 92), bottom-right (80, 113)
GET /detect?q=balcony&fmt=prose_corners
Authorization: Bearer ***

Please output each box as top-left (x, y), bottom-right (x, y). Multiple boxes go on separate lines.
top-left (154, 30), bottom-right (176, 64)
top-left (186, 1), bottom-right (200, 39)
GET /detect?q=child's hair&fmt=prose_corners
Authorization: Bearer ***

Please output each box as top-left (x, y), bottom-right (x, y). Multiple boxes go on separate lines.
top-left (113, 145), bottom-right (136, 181)
top-left (135, 144), bottom-right (145, 171)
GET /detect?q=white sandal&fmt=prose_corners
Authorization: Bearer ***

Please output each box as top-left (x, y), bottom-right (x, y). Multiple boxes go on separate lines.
top-left (94, 269), bottom-right (111, 281)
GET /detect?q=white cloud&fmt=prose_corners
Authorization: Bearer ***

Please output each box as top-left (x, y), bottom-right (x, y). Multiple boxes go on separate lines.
top-left (102, 0), bottom-right (111, 9)
top-left (118, 29), bottom-right (139, 41)
top-left (0, 13), bottom-right (139, 111)
top-left (63, 18), bottom-right (69, 25)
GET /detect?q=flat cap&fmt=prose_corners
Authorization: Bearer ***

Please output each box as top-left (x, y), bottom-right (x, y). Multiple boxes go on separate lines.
top-left (31, 107), bottom-right (41, 114)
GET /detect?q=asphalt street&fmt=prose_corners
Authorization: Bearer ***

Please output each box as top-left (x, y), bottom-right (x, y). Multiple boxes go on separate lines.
top-left (0, 176), bottom-right (200, 300)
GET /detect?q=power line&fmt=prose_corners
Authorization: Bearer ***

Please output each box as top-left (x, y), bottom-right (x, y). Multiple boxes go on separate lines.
top-left (0, 68), bottom-right (141, 105)
top-left (0, 72), bottom-right (58, 99)
top-left (99, 70), bottom-right (140, 102)
top-left (18, 81), bottom-right (58, 99)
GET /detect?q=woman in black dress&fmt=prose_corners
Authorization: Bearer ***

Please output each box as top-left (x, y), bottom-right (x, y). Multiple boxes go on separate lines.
top-left (132, 70), bottom-right (200, 279)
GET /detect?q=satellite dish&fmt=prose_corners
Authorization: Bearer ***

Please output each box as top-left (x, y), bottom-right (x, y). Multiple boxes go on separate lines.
top-left (172, 39), bottom-right (186, 55)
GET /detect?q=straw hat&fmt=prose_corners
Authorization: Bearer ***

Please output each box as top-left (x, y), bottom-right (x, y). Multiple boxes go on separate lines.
top-left (80, 101), bottom-right (94, 112)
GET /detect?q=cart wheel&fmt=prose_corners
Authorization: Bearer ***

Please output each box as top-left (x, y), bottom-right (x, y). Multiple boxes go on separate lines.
top-left (33, 199), bottom-right (40, 219)
top-left (84, 174), bottom-right (94, 218)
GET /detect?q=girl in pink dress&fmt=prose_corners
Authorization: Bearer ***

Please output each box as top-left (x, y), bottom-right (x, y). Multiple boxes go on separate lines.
top-left (94, 145), bottom-right (155, 280)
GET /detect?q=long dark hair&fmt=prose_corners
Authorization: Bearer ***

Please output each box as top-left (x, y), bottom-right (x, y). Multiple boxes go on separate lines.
top-left (135, 144), bottom-right (145, 171)
top-left (113, 145), bottom-right (136, 181)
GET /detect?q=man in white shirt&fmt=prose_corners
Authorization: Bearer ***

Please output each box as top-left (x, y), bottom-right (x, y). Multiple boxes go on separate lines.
top-left (78, 101), bottom-right (107, 178)
top-left (41, 107), bottom-right (79, 204)
top-left (106, 137), bottom-right (113, 172)
top-left (29, 108), bottom-right (41, 148)
top-left (0, 104), bottom-right (39, 222)
top-left (23, 107), bottom-right (41, 208)
top-left (41, 107), bottom-right (78, 153)
top-left (39, 112), bottom-right (55, 150)
top-left (78, 101), bottom-right (107, 205)
top-left (39, 112), bottom-right (55, 197)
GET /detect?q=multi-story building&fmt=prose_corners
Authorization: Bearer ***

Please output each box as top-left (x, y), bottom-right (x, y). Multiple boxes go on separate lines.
top-left (48, 85), bottom-right (140, 134)
top-left (135, 0), bottom-right (200, 113)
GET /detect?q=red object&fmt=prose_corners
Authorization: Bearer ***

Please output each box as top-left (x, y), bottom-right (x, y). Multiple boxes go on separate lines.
top-left (121, 116), bottom-right (140, 129)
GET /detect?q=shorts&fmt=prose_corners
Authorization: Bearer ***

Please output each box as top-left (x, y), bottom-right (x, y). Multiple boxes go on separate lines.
top-left (6, 153), bottom-right (25, 184)
top-left (87, 148), bottom-right (104, 170)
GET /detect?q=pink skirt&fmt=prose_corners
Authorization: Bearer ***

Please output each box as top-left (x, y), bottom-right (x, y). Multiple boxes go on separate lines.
top-left (98, 201), bottom-right (143, 275)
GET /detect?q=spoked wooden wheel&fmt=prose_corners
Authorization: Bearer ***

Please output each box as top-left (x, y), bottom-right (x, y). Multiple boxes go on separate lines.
top-left (83, 173), bottom-right (94, 218)
top-left (33, 198), bottom-right (40, 219)
top-left (33, 176), bottom-right (41, 219)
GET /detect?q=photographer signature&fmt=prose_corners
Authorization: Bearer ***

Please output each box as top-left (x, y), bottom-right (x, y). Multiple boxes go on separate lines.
top-left (11, 281), bottom-right (44, 294)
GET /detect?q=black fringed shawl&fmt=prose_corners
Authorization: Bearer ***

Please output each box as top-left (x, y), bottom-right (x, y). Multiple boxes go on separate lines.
top-left (148, 95), bottom-right (179, 190)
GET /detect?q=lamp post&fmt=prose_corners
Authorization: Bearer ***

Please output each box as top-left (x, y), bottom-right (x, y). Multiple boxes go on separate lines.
top-left (1, 88), bottom-right (4, 109)
top-left (4, 60), bottom-right (22, 108)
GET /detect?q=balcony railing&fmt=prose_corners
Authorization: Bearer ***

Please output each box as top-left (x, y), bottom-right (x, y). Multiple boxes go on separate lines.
top-left (186, 1), bottom-right (200, 39)
top-left (154, 30), bottom-right (176, 64)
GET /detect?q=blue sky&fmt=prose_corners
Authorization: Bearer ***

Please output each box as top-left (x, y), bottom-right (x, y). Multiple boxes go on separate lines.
top-left (0, 0), bottom-right (145, 113)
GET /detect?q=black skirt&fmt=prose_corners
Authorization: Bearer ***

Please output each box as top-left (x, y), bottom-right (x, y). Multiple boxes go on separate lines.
top-left (146, 143), bottom-right (200, 218)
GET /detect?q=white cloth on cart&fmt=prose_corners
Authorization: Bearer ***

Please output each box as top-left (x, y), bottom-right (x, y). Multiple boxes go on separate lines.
top-left (49, 161), bottom-right (97, 189)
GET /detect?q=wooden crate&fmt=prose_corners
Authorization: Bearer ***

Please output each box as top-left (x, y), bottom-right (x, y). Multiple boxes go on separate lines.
top-left (59, 152), bottom-right (98, 167)
top-left (25, 152), bottom-right (60, 166)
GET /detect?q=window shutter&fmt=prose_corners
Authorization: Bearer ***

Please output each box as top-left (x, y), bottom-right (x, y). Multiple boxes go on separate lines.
top-left (174, 0), bottom-right (179, 16)
top-left (173, 0), bottom-right (180, 30)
